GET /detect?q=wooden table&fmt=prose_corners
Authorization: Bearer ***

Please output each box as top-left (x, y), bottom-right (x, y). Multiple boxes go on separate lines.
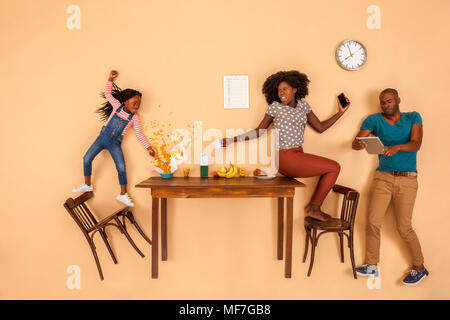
top-left (135, 176), bottom-right (305, 278)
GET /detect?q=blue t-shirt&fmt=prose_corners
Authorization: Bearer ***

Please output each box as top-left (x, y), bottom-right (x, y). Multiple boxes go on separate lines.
top-left (360, 112), bottom-right (422, 172)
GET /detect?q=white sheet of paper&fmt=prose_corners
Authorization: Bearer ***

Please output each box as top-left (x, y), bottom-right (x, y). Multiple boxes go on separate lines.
top-left (224, 75), bottom-right (249, 109)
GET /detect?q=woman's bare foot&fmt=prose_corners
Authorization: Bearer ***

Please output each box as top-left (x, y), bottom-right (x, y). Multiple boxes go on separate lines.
top-left (320, 211), bottom-right (332, 220)
top-left (305, 204), bottom-right (331, 222)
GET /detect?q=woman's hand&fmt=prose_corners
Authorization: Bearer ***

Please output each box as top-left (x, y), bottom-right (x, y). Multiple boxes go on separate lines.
top-left (108, 70), bottom-right (119, 81)
top-left (338, 96), bottom-right (351, 113)
top-left (221, 137), bottom-right (234, 147)
top-left (147, 146), bottom-right (156, 157)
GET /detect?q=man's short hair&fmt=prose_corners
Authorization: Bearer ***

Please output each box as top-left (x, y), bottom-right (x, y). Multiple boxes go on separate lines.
top-left (380, 88), bottom-right (399, 98)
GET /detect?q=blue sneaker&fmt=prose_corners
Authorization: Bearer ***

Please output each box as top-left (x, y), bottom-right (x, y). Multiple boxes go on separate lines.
top-left (356, 264), bottom-right (379, 277)
top-left (402, 268), bottom-right (429, 286)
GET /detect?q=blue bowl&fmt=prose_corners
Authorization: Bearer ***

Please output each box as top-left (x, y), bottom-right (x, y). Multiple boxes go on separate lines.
top-left (160, 172), bottom-right (174, 179)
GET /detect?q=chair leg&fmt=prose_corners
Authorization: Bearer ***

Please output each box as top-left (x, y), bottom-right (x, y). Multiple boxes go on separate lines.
top-left (349, 230), bottom-right (357, 279)
top-left (99, 229), bottom-right (117, 264)
top-left (114, 217), bottom-right (145, 258)
top-left (302, 226), bottom-right (310, 263)
top-left (88, 239), bottom-right (104, 280)
top-left (121, 215), bottom-right (127, 231)
top-left (339, 231), bottom-right (344, 263)
top-left (126, 212), bottom-right (152, 245)
top-left (307, 229), bottom-right (317, 277)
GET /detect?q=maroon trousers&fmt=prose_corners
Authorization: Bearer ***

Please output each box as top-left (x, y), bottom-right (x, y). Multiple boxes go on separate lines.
top-left (278, 147), bottom-right (341, 205)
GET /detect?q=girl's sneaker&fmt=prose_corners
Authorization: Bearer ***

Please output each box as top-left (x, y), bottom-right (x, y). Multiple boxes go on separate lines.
top-left (72, 183), bottom-right (93, 193)
top-left (356, 264), bottom-right (379, 277)
top-left (117, 193), bottom-right (135, 207)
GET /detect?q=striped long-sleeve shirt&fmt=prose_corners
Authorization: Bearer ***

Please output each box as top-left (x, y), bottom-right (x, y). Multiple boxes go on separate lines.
top-left (104, 81), bottom-right (151, 149)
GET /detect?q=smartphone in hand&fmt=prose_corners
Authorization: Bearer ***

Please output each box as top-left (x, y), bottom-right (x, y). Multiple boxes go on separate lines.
top-left (338, 93), bottom-right (349, 107)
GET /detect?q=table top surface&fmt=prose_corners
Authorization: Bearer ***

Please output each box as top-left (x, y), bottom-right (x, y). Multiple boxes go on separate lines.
top-left (135, 176), bottom-right (305, 189)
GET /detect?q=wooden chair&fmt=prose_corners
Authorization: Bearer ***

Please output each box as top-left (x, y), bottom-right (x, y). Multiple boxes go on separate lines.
top-left (302, 184), bottom-right (360, 279)
top-left (63, 191), bottom-right (151, 280)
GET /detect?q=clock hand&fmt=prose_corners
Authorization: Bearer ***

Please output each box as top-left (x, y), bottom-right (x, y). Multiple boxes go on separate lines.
top-left (346, 44), bottom-right (353, 56)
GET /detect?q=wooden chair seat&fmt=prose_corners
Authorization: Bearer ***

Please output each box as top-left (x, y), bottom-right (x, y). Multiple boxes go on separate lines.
top-left (304, 217), bottom-right (351, 230)
top-left (88, 207), bottom-right (129, 232)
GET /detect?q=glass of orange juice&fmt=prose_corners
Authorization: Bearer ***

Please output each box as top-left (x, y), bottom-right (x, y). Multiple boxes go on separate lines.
top-left (183, 168), bottom-right (190, 177)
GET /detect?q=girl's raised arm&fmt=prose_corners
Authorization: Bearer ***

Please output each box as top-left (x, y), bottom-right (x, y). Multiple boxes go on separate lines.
top-left (105, 70), bottom-right (121, 110)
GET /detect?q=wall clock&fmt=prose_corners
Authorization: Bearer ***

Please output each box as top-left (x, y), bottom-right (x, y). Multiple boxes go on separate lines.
top-left (336, 40), bottom-right (367, 71)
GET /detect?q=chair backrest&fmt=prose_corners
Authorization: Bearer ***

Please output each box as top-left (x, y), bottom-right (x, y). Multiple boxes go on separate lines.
top-left (63, 192), bottom-right (98, 233)
top-left (333, 185), bottom-right (360, 227)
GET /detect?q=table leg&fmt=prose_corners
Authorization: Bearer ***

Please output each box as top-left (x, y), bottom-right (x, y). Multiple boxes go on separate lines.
top-left (161, 198), bottom-right (167, 261)
top-left (277, 198), bottom-right (284, 260)
top-left (285, 197), bottom-right (293, 278)
top-left (152, 197), bottom-right (159, 279)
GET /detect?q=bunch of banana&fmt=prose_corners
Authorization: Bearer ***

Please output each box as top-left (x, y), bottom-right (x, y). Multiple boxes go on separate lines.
top-left (214, 164), bottom-right (238, 178)
top-left (224, 164), bottom-right (238, 178)
top-left (216, 166), bottom-right (228, 177)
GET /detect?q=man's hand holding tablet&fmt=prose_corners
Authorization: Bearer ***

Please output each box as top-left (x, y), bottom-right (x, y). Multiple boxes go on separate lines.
top-left (356, 136), bottom-right (385, 154)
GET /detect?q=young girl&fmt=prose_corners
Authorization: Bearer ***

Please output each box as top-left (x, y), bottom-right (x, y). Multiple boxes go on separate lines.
top-left (72, 70), bottom-right (156, 207)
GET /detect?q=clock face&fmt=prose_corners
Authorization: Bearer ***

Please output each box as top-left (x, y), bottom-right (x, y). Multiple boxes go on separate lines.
top-left (336, 40), bottom-right (367, 71)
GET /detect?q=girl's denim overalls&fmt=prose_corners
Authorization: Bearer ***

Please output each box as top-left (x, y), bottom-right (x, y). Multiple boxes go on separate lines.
top-left (83, 105), bottom-right (134, 185)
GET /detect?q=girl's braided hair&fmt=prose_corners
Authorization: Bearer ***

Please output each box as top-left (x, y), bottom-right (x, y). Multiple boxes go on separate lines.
top-left (96, 82), bottom-right (142, 121)
top-left (262, 70), bottom-right (310, 105)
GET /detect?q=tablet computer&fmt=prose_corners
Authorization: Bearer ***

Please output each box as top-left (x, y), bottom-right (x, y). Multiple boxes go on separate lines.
top-left (356, 136), bottom-right (384, 154)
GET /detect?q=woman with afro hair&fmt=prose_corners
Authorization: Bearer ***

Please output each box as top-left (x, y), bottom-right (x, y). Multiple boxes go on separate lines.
top-left (221, 70), bottom-right (350, 221)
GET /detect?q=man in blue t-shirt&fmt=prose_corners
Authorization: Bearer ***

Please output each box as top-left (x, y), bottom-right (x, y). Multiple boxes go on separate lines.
top-left (352, 88), bottom-right (428, 286)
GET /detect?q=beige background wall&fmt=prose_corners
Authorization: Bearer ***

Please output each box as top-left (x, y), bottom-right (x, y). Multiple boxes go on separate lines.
top-left (1, 0), bottom-right (449, 299)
